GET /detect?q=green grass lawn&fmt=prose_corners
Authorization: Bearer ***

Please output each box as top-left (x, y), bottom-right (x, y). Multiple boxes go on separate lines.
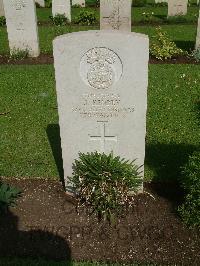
top-left (35, 6), bottom-right (199, 24)
top-left (0, 24), bottom-right (197, 55)
top-left (0, 64), bottom-right (199, 182)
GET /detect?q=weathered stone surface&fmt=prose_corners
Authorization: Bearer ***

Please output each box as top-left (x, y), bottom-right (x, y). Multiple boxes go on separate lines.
top-left (0, 0), bottom-right (4, 16)
top-left (3, 0), bottom-right (39, 57)
top-left (168, 0), bottom-right (188, 17)
top-left (53, 31), bottom-right (149, 192)
top-left (52, 0), bottom-right (71, 21)
top-left (35, 0), bottom-right (45, 7)
top-left (72, 0), bottom-right (85, 7)
top-left (100, 0), bottom-right (132, 32)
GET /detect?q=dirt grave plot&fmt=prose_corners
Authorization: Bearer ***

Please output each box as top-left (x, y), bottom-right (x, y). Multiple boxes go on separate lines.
top-left (0, 54), bottom-right (199, 65)
top-left (0, 179), bottom-right (199, 265)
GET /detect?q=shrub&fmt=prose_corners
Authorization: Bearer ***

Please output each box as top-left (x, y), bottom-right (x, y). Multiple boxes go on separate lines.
top-left (0, 182), bottom-right (22, 213)
top-left (178, 151), bottom-right (200, 228)
top-left (74, 10), bottom-right (97, 25)
top-left (150, 27), bottom-right (184, 60)
top-left (50, 14), bottom-right (70, 26)
top-left (191, 48), bottom-right (200, 62)
top-left (70, 152), bottom-right (142, 222)
top-left (0, 16), bottom-right (6, 26)
top-left (132, 0), bottom-right (147, 7)
top-left (10, 48), bottom-right (29, 60)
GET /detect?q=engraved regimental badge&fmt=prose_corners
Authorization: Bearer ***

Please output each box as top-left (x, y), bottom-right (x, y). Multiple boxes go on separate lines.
top-left (80, 47), bottom-right (123, 90)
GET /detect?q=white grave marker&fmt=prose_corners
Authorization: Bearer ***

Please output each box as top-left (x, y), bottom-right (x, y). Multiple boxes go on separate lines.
top-left (168, 0), bottom-right (188, 17)
top-left (3, 0), bottom-right (39, 57)
top-left (196, 8), bottom-right (200, 49)
top-left (35, 0), bottom-right (45, 7)
top-left (52, 0), bottom-right (71, 21)
top-left (100, 0), bottom-right (132, 32)
top-left (72, 0), bottom-right (85, 7)
top-left (53, 31), bottom-right (149, 192)
top-left (0, 0), bottom-right (4, 16)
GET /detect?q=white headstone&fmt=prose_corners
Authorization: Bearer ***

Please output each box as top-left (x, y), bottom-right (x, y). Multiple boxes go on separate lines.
top-left (35, 0), bottom-right (45, 7)
top-left (3, 0), bottom-right (40, 57)
top-left (100, 0), bottom-right (132, 32)
top-left (168, 0), bottom-right (188, 17)
top-left (196, 9), bottom-right (200, 49)
top-left (72, 0), bottom-right (85, 7)
top-left (53, 31), bottom-right (149, 193)
top-left (0, 0), bottom-right (4, 16)
top-left (52, 0), bottom-right (71, 21)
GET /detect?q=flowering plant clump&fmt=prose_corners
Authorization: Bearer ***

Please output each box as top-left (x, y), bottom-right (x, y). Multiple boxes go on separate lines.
top-left (141, 11), bottom-right (154, 23)
top-left (150, 27), bottom-right (184, 60)
top-left (70, 152), bottom-right (142, 222)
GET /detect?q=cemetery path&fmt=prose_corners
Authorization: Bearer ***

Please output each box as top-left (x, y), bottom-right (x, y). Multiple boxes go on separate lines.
top-left (0, 178), bottom-right (200, 265)
top-left (0, 55), bottom-right (199, 65)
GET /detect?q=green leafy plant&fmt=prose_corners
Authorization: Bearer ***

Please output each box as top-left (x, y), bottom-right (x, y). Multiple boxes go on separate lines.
top-left (150, 27), bottom-right (184, 60)
top-left (178, 151), bottom-right (200, 228)
top-left (0, 182), bottom-right (22, 213)
top-left (74, 10), bottom-right (97, 25)
top-left (0, 16), bottom-right (6, 26)
top-left (50, 14), bottom-right (70, 26)
top-left (191, 48), bottom-right (200, 62)
top-left (10, 48), bottom-right (29, 60)
top-left (70, 152), bottom-right (142, 222)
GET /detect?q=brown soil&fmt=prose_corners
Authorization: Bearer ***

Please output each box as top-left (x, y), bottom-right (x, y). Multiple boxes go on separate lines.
top-left (0, 54), bottom-right (54, 65)
top-left (0, 54), bottom-right (199, 65)
top-left (0, 179), bottom-right (199, 265)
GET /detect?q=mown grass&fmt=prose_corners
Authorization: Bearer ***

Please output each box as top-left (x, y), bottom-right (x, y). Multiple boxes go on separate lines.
top-left (35, 6), bottom-right (199, 24)
top-left (0, 24), bottom-right (197, 55)
top-left (0, 64), bottom-right (199, 182)
top-left (0, 258), bottom-right (156, 266)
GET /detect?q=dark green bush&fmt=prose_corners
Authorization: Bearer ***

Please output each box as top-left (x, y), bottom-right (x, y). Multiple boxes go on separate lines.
top-left (50, 14), bottom-right (70, 26)
top-left (0, 16), bottom-right (6, 26)
top-left (0, 182), bottom-right (22, 213)
top-left (74, 10), bottom-right (97, 25)
top-left (178, 151), bottom-right (200, 228)
top-left (132, 0), bottom-right (147, 7)
top-left (70, 152), bottom-right (142, 222)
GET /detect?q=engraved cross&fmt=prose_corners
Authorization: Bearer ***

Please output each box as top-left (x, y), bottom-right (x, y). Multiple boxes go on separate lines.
top-left (89, 121), bottom-right (117, 153)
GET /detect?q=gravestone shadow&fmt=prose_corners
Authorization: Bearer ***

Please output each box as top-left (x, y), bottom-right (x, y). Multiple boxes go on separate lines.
top-left (145, 143), bottom-right (199, 202)
top-left (174, 40), bottom-right (195, 51)
top-left (0, 209), bottom-right (71, 261)
top-left (46, 124), bottom-right (65, 188)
